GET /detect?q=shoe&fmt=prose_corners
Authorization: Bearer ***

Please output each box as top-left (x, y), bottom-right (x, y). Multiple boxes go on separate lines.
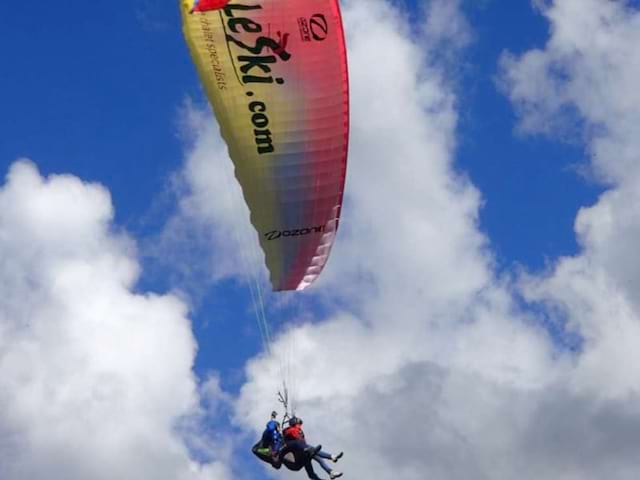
top-left (332, 452), bottom-right (344, 463)
top-left (330, 472), bottom-right (343, 479)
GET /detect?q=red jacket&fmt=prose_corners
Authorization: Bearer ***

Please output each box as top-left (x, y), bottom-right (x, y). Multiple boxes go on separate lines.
top-left (283, 424), bottom-right (305, 442)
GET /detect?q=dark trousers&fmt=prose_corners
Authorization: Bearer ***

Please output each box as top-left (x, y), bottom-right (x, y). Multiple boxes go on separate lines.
top-left (304, 460), bottom-right (322, 480)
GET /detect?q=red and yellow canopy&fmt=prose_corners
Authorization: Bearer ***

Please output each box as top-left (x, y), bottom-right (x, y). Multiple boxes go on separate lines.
top-left (180, 0), bottom-right (349, 291)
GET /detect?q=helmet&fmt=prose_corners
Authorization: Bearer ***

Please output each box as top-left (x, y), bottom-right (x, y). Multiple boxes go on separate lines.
top-left (289, 416), bottom-right (303, 426)
top-left (271, 411), bottom-right (278, 419)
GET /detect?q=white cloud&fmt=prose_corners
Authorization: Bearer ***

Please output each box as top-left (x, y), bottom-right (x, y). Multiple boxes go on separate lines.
top-left (499, 0), bottom-right (640, 184)
top-left (500, 0), bottom-right (640, 476)
top-left (502, 0), bottom-right (640, 386)
top-left (0, 161), bottom-right (230, 480)
top-left (155, 100), bottom-right (266, 299)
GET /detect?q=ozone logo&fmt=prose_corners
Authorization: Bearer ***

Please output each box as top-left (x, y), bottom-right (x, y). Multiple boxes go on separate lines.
top-left (264, 225), bottom-right (326, 240)
top-left (309, 14), bottom-right (328, 41)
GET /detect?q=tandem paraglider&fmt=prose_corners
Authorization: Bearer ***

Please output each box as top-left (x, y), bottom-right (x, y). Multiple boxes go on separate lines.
top-left (179, 0), bottom-right (350, 476)
top-left (253, 412), bottom-right (344, 480)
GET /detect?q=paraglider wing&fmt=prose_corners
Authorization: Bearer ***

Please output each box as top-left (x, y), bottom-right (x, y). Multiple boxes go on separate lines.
top-left (180, 0), bottom-right (349, 291)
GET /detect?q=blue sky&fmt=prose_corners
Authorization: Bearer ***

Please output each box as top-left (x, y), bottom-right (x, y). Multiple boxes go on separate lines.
top-left (457, 2), bottom-right (603, 271)
top-left (1, 1), bottom-right (186, 224)
top-left (3, 1), bottom-right (640, 479)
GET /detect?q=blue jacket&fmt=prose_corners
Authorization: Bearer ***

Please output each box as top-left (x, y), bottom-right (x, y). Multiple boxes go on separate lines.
top-left (262, 420), bottom-right (283, 451)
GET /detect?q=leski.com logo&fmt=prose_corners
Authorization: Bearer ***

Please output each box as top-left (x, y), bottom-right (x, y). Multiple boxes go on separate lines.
top-left (298, 14), bottom-right (329, 42)
top-left (220, 3), bottom-right (293, 156)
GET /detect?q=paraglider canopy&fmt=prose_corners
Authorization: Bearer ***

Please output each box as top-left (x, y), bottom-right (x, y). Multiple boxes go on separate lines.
top-left (180, 0), bottom-right (350, 291)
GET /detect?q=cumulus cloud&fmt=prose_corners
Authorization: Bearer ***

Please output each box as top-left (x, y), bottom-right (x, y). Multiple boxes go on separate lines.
top-left (501, 0), bottom-right (640, 378)
top-left (0, 161), bottom-right (230, 480)
top-left (499, 0), bottom-right (640, 184)
top-left (155, 100), bottom-right (264, 297)
top-left (499, 0), bottom-right (640, 311)
top-left (167, 0), bottom-right (640, 479)
top-left (500, 0), bottom-right (640, 476)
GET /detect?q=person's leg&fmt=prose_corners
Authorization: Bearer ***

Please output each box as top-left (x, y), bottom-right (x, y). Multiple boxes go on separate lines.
top-left (304, 461), bottom-right (322, 480)
top-left (316, 450), bottom-right (343, 462)
top-left (260, 430), bottom-right (271, 448)
top-left (312, 456), bottom-right (333, 475)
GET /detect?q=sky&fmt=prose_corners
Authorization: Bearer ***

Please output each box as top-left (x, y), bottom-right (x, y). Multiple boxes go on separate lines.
top-left (2, 0), bottom-right (640, 479)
